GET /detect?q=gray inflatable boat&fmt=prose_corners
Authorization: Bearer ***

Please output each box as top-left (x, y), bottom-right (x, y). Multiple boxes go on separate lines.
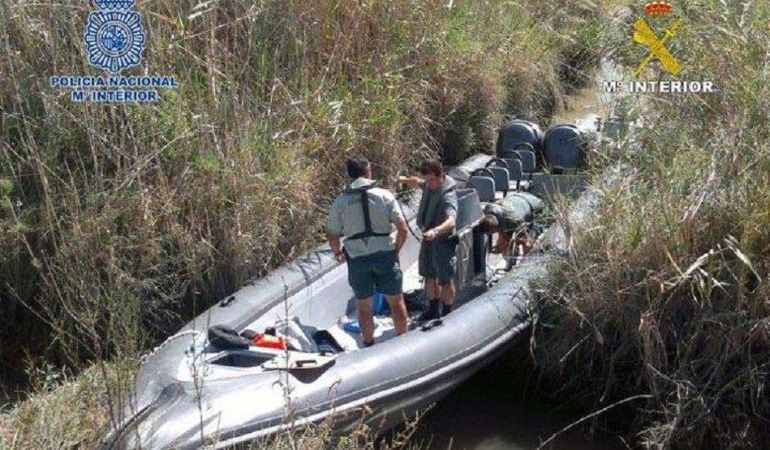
top-left (104, 157), bottom-right (572, 449)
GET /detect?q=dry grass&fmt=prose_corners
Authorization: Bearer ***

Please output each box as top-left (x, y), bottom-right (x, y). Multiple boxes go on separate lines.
top-left (532, 1), bottom-right (770, 448)
top-left (0, 360), bottom-right (419, 449)
top-left (0, 362), bottom-right (133, 449)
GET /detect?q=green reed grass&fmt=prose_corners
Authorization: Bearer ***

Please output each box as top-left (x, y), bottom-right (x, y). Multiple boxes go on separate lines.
top-left (532, 1), bottom-right (770, 448)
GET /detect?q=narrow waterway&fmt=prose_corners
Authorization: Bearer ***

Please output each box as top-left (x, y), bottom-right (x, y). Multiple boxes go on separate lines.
top-left (410, 347), bottom-right (624, 450)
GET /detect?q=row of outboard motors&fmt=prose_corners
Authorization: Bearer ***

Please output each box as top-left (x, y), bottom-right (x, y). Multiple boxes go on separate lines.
top-left (495, 117), bottom-right (599, 172)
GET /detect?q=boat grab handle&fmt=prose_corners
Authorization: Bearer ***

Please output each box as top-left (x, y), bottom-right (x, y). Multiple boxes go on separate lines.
top-left (420, 319), bottom-right (444, 331)
top-left (219, 295), bottom-right (236, 307)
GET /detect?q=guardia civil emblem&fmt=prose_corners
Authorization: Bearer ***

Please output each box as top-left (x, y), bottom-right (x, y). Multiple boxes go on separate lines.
top-left (84, 0), bottom-right (145, 74)
top-left (633, 2), bottom-right (683, 77)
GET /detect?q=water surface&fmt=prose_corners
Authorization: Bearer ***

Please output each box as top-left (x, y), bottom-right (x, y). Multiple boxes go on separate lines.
top-left (411, 349), bottom-right (625, 450)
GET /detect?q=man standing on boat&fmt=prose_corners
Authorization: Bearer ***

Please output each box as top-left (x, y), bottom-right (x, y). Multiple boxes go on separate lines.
top-left (401, 160), bottom-right (458, 321)
top-left (326, 157), bottom-right (409, 347)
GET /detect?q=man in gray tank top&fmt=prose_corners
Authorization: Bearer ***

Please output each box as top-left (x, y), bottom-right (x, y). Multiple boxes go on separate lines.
top-left (326, 157), bottom-right (409, 346)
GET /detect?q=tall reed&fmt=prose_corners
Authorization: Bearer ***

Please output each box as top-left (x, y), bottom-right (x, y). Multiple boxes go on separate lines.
top-left (533, 1), bottom-right (770, 447)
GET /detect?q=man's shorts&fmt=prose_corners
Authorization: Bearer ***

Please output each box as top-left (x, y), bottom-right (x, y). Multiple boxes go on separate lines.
top-left (347, 250), bottom-right (403, 300)
top-left (418, 237), bottom-right (457, 284)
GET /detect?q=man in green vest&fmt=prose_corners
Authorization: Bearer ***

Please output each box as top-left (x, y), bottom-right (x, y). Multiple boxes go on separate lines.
top-left (327, 157), bottom-right (409, 346)
top-left (401, 159), bottom-right (459, 321)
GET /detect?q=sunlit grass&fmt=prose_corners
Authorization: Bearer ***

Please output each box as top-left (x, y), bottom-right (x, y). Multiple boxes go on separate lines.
top-left (533, 1), bottom-right (770, 447)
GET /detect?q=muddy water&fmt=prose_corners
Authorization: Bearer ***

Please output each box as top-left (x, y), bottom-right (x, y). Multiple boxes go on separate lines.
top-left (410, 349), bottom-right (624, 450)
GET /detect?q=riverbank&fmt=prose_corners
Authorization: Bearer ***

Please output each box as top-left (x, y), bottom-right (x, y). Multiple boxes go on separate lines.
top-left (530, 2), bottom-right (770, 448)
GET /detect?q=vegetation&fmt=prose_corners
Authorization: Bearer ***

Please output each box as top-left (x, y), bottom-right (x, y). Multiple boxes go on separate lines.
top-left (0, 0), bottom-right (608, 447)
top-left (532, 1), bottom-right (770, 448)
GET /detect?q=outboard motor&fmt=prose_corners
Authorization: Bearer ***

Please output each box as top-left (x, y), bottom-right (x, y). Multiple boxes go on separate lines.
top-left (543, 123), bottom-right (590, 172)
top-left (496, 119), bottom-right (544, 162)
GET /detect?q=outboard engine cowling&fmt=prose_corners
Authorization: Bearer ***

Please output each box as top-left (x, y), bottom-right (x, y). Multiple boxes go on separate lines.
top-left (543, 124), bottom-right (588, 171)
top-left (496, 119), bottom-right (544, 160)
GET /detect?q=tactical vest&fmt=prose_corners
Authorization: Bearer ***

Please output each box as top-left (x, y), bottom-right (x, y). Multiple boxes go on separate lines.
top-left (416, 178), bottom-right (457, 239)
top-left (344, 184), bottom-right (391, 241)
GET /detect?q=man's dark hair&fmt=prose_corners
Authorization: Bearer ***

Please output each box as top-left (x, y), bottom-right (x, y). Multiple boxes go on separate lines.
top-left (476, 215), bottom-right (500, 234)
top-left (420, 159), bottom-right (444, 177)
top-left (346, 157), bottom-right (370, 179)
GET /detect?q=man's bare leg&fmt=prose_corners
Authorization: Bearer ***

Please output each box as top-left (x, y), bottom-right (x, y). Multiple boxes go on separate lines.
top-left (386, 294), bottom-right (408, 335)
top-left (357, 297), bottom-right (375, 345)
top-left (420, 277), bottom-right (442, 321)
top-left (439, 280), bottom-right (456, 315)
top-left (425, 277), bottom-right (438, 299)
top-left (440, 280), bottom-right (455, 305)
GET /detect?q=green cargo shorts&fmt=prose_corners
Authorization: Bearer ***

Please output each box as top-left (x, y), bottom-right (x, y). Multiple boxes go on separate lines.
top-left (347, 250), bottom-right (403, 300)
top-left (418, 237), bottom-right (457, 284)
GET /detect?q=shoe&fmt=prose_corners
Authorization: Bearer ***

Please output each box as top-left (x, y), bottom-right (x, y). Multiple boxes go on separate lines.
top-left (417, 299), bottom-right (441, 322)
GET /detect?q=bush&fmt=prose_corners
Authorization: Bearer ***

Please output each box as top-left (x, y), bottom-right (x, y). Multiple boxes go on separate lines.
top-left (533, 1), bottom-right (770, 448)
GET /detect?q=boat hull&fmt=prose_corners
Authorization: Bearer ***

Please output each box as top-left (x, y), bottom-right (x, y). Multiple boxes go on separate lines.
top-left (103, 152), bottom-right (591, 449)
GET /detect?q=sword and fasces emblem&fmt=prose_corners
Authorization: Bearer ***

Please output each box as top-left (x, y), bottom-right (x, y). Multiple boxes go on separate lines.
top-left (634, 2), bottom-right (683, 77)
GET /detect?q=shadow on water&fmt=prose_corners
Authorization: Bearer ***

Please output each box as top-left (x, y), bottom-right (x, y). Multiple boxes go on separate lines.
top-left (406, 345), bottom-right (626, 450)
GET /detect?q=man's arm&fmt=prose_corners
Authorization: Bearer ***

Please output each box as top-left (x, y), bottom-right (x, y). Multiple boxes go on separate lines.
top-left (326, 198), bottom-right (345, 262)
top-left (399, 175), bottom-right (423, 189)
top-left (423, 215), bottom-right (456, 242)
top-left (327, 234), bottom-right (345, 262)
top-left (394, 219), bottom-right (408, 252)
top-left (493, 232), bottom-right (512, 255)
top-left (385, 191), bottom-right (407, 252)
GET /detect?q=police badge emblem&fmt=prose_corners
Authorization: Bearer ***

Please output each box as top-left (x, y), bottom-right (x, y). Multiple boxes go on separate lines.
top-left (94, 0), bottom-right (135, 9)
top-left (84, 0), bottom-right (145, 74)
top-left (51, 0), bottom-right (179, 102)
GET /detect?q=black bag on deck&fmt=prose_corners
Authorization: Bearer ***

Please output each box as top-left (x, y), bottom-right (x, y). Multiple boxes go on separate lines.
top-left (404, 289), bottom-right (426, 313)
top-left (208, 325), bottom-right (251, 350)
top-left (312, 330), bottom-right (344, 355)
